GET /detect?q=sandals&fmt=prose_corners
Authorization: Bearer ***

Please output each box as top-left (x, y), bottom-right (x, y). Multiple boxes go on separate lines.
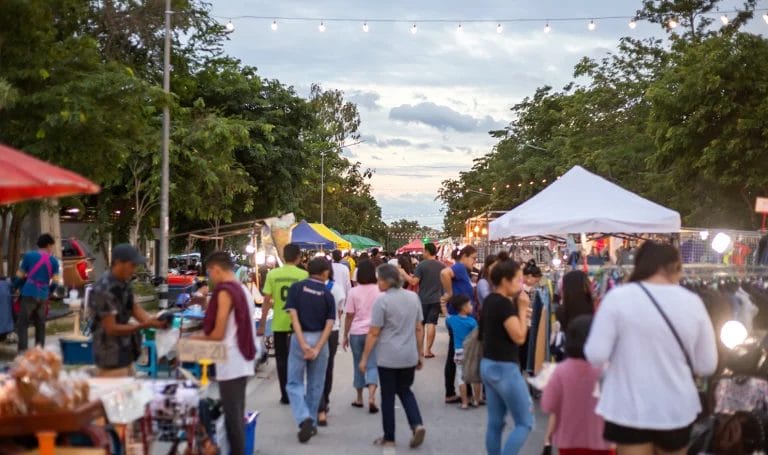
top-left (460, 404), bottom-right (470, 410)
top-left (351, 401), bottom-right (364, 408)
top-left (369, 403), bottom-right (379, 414)
top-left (373, 437), bottom-right (395, 448)
top-left (410, 426), bottom-right (426, 448)
top-left (445, 396), bottom-right (461, 404)
top-left (424, 353), bottom-right (436, 358)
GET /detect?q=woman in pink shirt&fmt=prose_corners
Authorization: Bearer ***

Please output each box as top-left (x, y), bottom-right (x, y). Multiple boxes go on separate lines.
top-left (542, 315), bottom-right (614, 455)
top-left (342, 260), bottom-right (382, 414)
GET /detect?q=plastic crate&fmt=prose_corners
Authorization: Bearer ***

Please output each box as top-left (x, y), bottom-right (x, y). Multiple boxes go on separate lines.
top-left (244, 411), bottom-right (259, 455)
top-left (60, 338), bottom-right (94, 365)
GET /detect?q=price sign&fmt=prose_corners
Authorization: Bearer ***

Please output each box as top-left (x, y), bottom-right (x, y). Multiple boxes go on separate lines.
top-left (177, 338), bottom-right (227, 362)
top-left (756, 197), bottom-right (768, 213)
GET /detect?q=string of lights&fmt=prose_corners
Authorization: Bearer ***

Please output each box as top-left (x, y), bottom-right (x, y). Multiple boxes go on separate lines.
top-left (218, 8), bottom-right (768, 34)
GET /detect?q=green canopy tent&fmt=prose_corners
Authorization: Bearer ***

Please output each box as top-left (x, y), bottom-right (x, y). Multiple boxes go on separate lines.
top-left (341, 234), bottom-right (382, 250)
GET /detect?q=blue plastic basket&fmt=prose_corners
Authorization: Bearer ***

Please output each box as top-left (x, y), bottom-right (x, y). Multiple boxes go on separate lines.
top-left (60, 338), bottom-right (94, 365)
top-left (244, 411), bottom-right (259, 455)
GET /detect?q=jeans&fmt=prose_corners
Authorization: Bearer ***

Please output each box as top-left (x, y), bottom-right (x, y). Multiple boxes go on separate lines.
top-left (319, 330), bottom-right (339, 413)
top-left (445, 325), bottom-right (456, 397)
top-left (480, 358), bottom-right (533, 455)
top-left (274, 331), bottom-right (290, 402)
top-left (219, 376), bottom-right (247, 455)
top-left (17, 296), bottom-right (46, 352)
top-left (378, 366), bottom-right (423, 443)
top-left (287, 331), bottom-right (329, 426)
top-left (350, 334), bottom-right (378, 389)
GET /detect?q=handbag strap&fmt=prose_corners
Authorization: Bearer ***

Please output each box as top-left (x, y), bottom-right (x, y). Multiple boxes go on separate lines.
top-left (637, 283), bottom-right (695, 378)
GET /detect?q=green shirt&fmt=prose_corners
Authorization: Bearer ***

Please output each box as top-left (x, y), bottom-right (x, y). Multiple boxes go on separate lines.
top-left (263, 265), bottom-right (308, 332)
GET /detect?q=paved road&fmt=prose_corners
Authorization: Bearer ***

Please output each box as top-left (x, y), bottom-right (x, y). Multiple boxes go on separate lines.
top-left (241, 323), bottom-right (548, 454)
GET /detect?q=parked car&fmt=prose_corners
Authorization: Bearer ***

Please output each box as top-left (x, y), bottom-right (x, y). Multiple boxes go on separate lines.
top-left (61, 238), bottom-right (93, 290)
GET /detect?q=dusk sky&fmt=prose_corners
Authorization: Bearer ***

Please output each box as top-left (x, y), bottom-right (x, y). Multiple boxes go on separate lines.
top-left (210, 0), bottom-right (759, 229)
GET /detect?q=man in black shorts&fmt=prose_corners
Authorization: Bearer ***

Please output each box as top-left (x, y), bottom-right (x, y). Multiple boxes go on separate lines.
top-left (401, 243), bottom-right (445, 358)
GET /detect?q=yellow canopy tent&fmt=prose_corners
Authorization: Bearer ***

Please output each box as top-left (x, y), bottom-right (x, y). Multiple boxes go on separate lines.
top-left (309, 223), bottom-right (352, 250)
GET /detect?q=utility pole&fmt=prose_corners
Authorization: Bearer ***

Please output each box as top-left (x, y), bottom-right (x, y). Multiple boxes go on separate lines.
top-left (320, 150), bottom-right (325, 225)
top-left (158, 0), bottom-right (172, 309)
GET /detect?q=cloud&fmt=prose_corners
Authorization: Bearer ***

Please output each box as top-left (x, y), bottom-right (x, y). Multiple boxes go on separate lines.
top-left (347, 90), bottom-right (382, 110)
top-left (389, 102), bottom-right (506, 133)
top-left (361, 134), bottom-right (415, 148)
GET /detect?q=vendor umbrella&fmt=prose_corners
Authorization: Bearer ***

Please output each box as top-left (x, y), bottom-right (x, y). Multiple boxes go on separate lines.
top-left (0, 144), bottom-right (100, 205)
top-left (396, 239), bottom-right (424, 255)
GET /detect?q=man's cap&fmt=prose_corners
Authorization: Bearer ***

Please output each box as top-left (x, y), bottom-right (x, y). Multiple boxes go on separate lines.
top-left (112, 244), bottom-right (146, 265)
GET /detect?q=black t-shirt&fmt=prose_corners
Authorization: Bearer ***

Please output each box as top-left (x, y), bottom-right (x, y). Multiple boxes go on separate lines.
top-left (285, 279), bottom-right (336, 332)
top-left (480, 293), bottom-right (520, 363)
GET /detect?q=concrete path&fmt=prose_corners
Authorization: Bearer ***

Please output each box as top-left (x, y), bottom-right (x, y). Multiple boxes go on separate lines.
top-left (241, 323), bottom-right (548, 454)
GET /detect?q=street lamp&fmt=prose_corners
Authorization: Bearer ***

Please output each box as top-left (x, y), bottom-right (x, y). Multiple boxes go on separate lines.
top-left (158, 0), bottom-right (173, 309)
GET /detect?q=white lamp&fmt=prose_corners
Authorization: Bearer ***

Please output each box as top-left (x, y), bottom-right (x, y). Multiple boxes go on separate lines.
top-left (711, 232), bottom-right (732, 254)
top-left (720, 320), bottom-right (748, 349)
top-left (245, 244), bottom-right (256, 254)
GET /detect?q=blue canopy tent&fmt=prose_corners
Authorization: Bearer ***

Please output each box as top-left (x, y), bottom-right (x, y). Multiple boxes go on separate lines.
top-left (290, 220), bottom-right (336, 250)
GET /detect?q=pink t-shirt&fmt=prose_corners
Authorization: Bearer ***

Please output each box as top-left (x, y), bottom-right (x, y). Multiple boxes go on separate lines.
top-left (541, 359), bottom-right (611, 451)
top-left (345, 284), bottom-right (382, 335)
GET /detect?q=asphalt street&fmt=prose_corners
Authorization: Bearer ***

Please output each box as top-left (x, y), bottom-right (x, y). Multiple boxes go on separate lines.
top-left (240, 322), bottom-right (548, 455)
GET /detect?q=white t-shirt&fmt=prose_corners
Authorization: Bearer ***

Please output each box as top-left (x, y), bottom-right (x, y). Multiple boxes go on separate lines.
top-left (216, 284), bottom-right (257, 381)
top-left (585, 282), bottom-right (718, 429)
top-left (329, 281), bottom-right (346, 332)
top-left (332, 262), bottom-right (352, 297)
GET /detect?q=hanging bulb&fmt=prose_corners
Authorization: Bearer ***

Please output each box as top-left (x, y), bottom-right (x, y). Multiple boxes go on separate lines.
top-left (668, 17), bottom-right (678, 28)
top-left (270, 20), bottom-right (278, 31)
top-left (225, 20), bottom-right (235, 32)
top-left (457, 23), bottom-right (464, 33)
top-left (544, 22), bottom-right (551, 33)
top-left (763, 13), bottom-right (768, 24)
top-left (494, 23), bottom-right (503, 34)
top-left (411, 23), bottom-right (418, 34)
top-left (628, 18), bottom-right (637, 29)
top-left (363, 22), bottom-right (369, 33)
top-left (720, 14), bottom-right (729, 25)
top-left (318, 21), bottom-right (326, 32)
top-left (588, 20), bottom-right (596, 31)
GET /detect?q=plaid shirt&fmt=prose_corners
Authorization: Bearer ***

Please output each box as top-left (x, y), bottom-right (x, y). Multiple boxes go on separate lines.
top-left (89, 272), bottom-right (139, 369)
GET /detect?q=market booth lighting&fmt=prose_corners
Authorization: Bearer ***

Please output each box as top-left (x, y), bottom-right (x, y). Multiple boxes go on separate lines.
top-left (720, 320), bottom-right (748, 349)
top-left (711, 232), bottom-right (732, 254)
top-left (245, 244), bottom-right (256, 254)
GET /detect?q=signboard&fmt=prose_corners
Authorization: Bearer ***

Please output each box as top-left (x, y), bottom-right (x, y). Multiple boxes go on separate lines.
top-left (177, 338), bottom-right (227, 362)
top-left (756, 197), bottom-right (768, 213)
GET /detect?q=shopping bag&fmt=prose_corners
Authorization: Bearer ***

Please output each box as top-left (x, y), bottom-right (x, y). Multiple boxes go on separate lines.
top-left (461, 328), bottom-right (483, 384)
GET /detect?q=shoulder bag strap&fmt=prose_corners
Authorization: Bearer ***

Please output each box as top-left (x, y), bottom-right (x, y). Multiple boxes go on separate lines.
top-left (637, 283), bottom-right (695, 378)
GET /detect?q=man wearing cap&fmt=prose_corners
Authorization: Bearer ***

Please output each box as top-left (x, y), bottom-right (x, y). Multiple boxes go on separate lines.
top-left (89, 244), bottom-right (167, 377)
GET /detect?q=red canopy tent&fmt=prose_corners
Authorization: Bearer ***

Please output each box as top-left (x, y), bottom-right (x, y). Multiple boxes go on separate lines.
top-left (0, 144), bottom-right (100, 205)
top-left (396, 239), bottom-right (424, 255)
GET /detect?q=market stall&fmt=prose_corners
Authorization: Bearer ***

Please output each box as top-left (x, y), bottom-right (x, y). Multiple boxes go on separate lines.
top-left (396, 239), bottom-right (424, 255)
top-left (341, 234), bottom-right (381, 250)
top-left (290, 220), bottom-right (335, 250)
top-left (309, 223), bottom-right (352, 250)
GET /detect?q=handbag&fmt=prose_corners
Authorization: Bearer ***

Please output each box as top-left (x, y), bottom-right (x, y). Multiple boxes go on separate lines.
top-left (462, 328), bottom-right (483, 384)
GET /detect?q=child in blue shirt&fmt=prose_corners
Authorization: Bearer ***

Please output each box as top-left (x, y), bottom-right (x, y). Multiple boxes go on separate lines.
top-left (446, 295), bottom-right (482, 409)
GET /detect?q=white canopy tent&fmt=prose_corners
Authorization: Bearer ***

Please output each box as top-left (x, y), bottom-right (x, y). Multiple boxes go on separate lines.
top-left (489, 166), bottom-right (681, 240)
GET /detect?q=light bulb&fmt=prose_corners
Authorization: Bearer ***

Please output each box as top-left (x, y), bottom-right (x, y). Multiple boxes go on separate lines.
top-left (496, 23), bottom-right (503, 33)
top-left (457, 23), bottom-right (464, 33)
top-left (411, 24), bottom-right (418, 34)
top-left (552, 258), bottom-right (562, 267)
top-left (255, 251), bottom-right (266, 265)
top-left (588, 20), bottom-right (596, 31)
top-left (363, 22), bottom-right (369, 32)
top-left (699, 230), bottom-right (710, 241)
top-left (629, 19), bottom-right (637, 29)
top-left (318, 21), bottom-right (326, 32)
top-left (711, 232), bottom-right (732, 254)
top-left (763, 13), bottom-right (768, 24)
top-left (668, 18), bottom-right (678, 28)
top-left (720, 15), bottom-right (729, 25)
top-left (544, 22), bottom-right (551, 33)
top-left (245, 244), bottom-right (256, 254)
top-left (271, 20), bottom-right (278, 31)
top-left (225, 20), bottom-right (235, 32)
top-left (720, 320), bottom-right (748, 349)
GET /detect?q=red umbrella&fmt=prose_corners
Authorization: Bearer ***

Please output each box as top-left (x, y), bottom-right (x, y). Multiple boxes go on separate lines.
top-left (0, 144), bottom-right (100, 205)
top-left (396, 239), bottom-right (424, 255)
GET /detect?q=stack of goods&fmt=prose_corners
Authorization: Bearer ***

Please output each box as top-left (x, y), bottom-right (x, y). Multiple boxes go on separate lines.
top-left (0, 348), bottom-right (90, 417)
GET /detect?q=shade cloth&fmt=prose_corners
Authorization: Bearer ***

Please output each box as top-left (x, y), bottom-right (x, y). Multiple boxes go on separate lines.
top-left (489, 166), bottom-right (681, 240)
top-left (396, 239), bottom-right (424, 255)
top-left (342, 234), bottom-right (381, 250)
top-left (0, 144), bottom-right (100, 205)
top-left (309, 223), bottom-right (352, 250)
top-left (290, 220), bottom-right (336, 250)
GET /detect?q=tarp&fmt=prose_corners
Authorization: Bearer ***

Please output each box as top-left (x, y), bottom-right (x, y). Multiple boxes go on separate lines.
top-left (291, 220), bottom-right (336, 250)
top-left (397, 239), bottom-right (424, 255)
top-left (0, 143), bottom-right (100, 205)
top-left (342, 234), bottom-right (382, 250)
top-left (489, 166), bottom-right (681, 240)
top-left (309, 223), bottom-right (352, 250)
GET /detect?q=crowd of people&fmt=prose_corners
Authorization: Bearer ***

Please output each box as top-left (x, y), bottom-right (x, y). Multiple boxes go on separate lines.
top-left (10, 233), bottom-right (721, 455)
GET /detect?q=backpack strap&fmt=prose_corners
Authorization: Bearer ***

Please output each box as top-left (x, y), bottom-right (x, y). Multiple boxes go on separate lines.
top-left (26, 252), bottom-right (53, 288)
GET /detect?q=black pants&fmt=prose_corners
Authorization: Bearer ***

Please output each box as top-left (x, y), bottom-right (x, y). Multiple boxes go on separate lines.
top-left (445, 326), bottom-right (456, 397)
top-left (274, 331), bottom-right (290, 402)
top-left (17, 296), bottom-right (45, 352)
top-left (319, 330), bottom-right (339, 413)
top-left (379, 366), bottom-right (423, 443)
top-left (219, 376), bottom-right (247, 455)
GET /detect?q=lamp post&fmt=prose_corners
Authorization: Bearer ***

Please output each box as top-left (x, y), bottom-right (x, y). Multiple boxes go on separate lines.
top-left (158, 0), bottom-right (172, 309)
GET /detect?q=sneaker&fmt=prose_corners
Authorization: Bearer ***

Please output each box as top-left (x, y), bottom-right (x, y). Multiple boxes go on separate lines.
top-left (280, 397), bottom-right (290, 405)
top-left (410, 426), bottom-right (426, 448)
top-left (298, 418), bottom-right (316, 443)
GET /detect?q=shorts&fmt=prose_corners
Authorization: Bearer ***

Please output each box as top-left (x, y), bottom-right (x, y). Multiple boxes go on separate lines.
top-left (422, 303), bottom-right (440, 325)
top-left (454, 349), bottom-right (465, 386)
top-left (604, 421), bottom-right (692, 452)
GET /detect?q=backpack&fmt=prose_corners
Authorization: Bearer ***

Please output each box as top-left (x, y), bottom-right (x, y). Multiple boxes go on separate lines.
top-left (461, 327), bottom-right (483, 384)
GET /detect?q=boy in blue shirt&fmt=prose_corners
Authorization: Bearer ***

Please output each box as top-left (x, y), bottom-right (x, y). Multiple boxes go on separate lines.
top-left (446, 295), bottom-right (482, 409)
top-left (15, 234), bottom-right (60, 352)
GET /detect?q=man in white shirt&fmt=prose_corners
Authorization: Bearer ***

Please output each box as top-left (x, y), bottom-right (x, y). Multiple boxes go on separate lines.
top-left (331, 250), bottom-right (352, 296)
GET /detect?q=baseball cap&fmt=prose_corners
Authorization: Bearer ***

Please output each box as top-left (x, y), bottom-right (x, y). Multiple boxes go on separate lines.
top-left (112, 244), bottom-right (146, 265)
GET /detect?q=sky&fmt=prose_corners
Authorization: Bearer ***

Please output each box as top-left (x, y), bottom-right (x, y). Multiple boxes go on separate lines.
top-left (210, 0), bottom-right (759, 229)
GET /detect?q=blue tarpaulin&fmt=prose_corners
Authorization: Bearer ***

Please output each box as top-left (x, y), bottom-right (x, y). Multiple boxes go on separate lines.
top-left (291, 220), bottom-right (336, 250)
